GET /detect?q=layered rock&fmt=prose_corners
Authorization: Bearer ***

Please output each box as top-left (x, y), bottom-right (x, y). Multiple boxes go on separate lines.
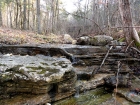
top-left (0, 54), bottom-right (76, 104)
top-left (0, 44), bottom-right (139, 104)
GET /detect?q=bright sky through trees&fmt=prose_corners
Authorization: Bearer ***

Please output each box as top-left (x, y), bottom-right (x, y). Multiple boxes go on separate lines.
top-left (61, 0), bottom-right (86, 12)
top-left (61, 0), bottom-right (77, 12)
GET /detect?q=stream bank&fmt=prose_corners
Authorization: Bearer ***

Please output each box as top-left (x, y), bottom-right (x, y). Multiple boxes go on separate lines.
top-left (0, 44), bottom-right (139, 105)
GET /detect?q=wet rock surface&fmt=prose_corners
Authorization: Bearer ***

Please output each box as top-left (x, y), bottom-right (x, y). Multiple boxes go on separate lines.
top-left (76, 74), bottom-right (114, 92)
top-left (53, 87), bottom-right (112, 105)
top-left (116, 88), bottom-right (140, 104)
top-left (0, 44), bottom-right (140, 105)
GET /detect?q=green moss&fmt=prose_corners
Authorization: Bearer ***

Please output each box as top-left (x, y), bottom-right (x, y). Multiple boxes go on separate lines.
top-left (138, 31), bottom-right (140, 37)
top-left (26, 66), bottom-right (45, 70)
top-left (118, 38), bottom-right (125, 42)
top-left (41, 62), bottom-right (48, 66)
top-left (0, 64), bottom-right (6, 66)
top-left (26, 66), bottom-right (59, 74)
top-left (135, 42), bottom-right (140, 47)
top-left (54, 88), bottom-right (112, 105)
top-left (38, 70), bottom-right (47, 74)
top-left (52, 62), bottom-right (57, 66)
top-left (90, 38), bottom-right (97, 45)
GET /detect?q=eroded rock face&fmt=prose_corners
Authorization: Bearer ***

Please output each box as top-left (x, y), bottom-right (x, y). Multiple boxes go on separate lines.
top-left (0, 44), bottom-right (139, 105)
top-left (0, 54), bottom-right (76, 100)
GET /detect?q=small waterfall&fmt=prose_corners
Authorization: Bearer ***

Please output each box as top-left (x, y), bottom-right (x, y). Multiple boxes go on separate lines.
top-left (71, 56), bottom-right (78, 64)
top-left (74, 77), bottom-right (80, 98)
top-left (74, 85), bottom-right (80, 98)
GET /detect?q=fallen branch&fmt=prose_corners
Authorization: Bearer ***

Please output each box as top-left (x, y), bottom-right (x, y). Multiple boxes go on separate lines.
top-left (125, 40), bottom-right (134, 52)
top-left (92, 46), bottom-right (113, 76)
top-left (131, 47), bottom-right (140, 54)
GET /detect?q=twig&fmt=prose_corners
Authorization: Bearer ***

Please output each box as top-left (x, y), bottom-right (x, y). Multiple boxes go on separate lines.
top-left (125, 40), bottom-right (134, 52)
top-left (92, 46), bottom-right (113, 75)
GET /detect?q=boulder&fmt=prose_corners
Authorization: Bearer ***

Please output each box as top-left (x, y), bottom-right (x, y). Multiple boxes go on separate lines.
top-left (75, 74), bottom-right (114, 92)
top-left (91, 35), bottom-right (113, 46)
top-left (63, 34), bottom-right (76, 44)
top-left (104, 74), bottom-right (129, 87)
top-left (76, 35), bottom-right (113, 46)
top-left (0, 54), bottom-right (76, 100)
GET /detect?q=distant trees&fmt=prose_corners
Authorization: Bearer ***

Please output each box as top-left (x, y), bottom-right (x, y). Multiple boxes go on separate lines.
top-left (0, 0), bottom-right (139, 46)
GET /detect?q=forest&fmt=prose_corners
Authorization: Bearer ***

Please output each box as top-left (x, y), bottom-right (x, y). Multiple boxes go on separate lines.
top-left (0, 0), bottom-right (140, 105)
top-left (0, 0), bottom-right (140, 45)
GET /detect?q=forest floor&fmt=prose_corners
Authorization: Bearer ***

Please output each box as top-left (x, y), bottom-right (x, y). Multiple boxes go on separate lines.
top-left (0, 27), bottom-right (139, 46)
top-left (0, 27), bottom-right (65, 45)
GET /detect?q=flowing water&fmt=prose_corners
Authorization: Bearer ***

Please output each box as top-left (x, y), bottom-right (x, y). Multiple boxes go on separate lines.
top-left (53, 87), bottom-right (137, 105)
top-left (53, 87), bottom-right (112, 105)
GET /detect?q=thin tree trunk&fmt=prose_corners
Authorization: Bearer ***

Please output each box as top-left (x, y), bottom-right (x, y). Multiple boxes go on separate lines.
top-left (31, 0), bottom-right (35, 31)
top-left (51, 0), bottom-right (55, 33)
top-left (9, 4), bottom-right (13, 28)
top-left (27, 0), bottom-right (30, 30)
top-left (15, 0), bottom-right (19, 28)
top-left (7, 5), bottom-right (9, 27)
top-left (36, 0), bottom-right (41, 34)
top-left (23, 0), bottom-right (27, 29)
top-left (0, 1), bottom-right (3, 26)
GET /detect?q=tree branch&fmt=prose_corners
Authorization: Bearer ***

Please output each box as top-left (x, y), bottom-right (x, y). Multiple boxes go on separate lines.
top-left (65, 10), bottom-right (105, 34)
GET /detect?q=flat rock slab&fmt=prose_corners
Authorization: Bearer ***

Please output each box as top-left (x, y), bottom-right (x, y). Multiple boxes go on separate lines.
top-left (0, 54), bottom-right (72, 82)
top-left (76, 74), bottom-right (114, 92)
top-left (0, 54), bottom-right (75, 95)
top-left (117, 88), bottom-right (140, 103)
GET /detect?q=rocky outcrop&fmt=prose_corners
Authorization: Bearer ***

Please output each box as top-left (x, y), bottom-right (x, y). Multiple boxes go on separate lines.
top-left (0, 44), bottom-right (139, 104)
top-left (0, 54), bottom-right (76, 104)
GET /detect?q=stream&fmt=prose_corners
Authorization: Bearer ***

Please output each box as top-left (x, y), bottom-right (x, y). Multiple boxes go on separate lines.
top-left (53, 87), bottom-right (136, 105)
top-left (0, 44), bottom-right (140, 105)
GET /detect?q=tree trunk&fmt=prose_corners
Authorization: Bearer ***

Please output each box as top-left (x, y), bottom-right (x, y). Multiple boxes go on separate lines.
top-left (51, 0), bottom-right (55, 33)
top-left (27, 0), bottom-right (30, 30)
top-left (9, 4), bottom-right (13, 28)
top-left (7, 4), bottom-right (9, 27)
top-left (23, 0), bottom-right (27, 29)
top-left (0, 1), bottom-right (3, 26)
top-left (36, 0), bottom-right (41, 34)
top-left (15, 0), bottom-right (19, 28)
top-left (119, 0), bottom-right (140, 46)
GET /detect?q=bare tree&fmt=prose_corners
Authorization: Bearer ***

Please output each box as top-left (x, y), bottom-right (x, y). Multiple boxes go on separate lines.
top-left (36, 0), bottom-right (41, 34)
top-left (0, 0), bottom-right (3, 26)
top-left (27, 0), bottom-right (30, 30)
top-left (119, 0), bottom-right (140, 46)
top-left (23, 0), bottom-right (27, 29)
